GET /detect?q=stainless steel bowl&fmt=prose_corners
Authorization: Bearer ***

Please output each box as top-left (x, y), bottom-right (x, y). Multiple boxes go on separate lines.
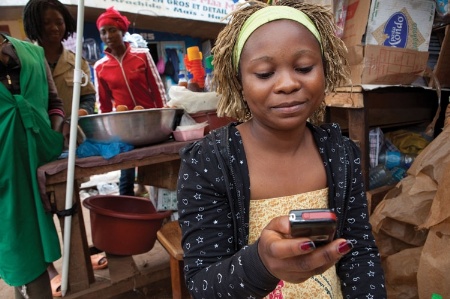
top-left (78, 108), bottom-right (184, 147)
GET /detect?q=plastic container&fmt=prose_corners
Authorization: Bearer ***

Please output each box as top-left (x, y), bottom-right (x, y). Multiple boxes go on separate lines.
top-left (178, 72), bottom-right (188, 88)
top-left (82, 195), bottom-right (171, 255)
top-left (204, 68), bottom-right (215, 92)
top-left (189, 110), bottom-right (236, 134)
top-left (369, 164), bottom-right (406, 190)
top-left (369, 164), bottom-right (393, 190)
top-left (187, 72), bottom-right (202, 92)
top-left (184, 46), bottom-right (205, 89)
top-left (172, 127), bottom-right (204, 141)
top-left (378, 150), bottom-right (416, 169)
top-left (187, 46), bottom-right (202, 61)
top-left (204, 55), bottom-right (214, 71)
top-left (204, 55), bottom-right (216, 92)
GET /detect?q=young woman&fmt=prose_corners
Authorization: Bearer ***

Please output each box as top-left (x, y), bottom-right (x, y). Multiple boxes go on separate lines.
top-left (23, 0), bottom-right (96, 118)
top-left (177, 1), bottom-right (387, 298)
top-left (23, 1), bottom-right (106, 296)
top-left (94, 7), bottom-right (167, 196)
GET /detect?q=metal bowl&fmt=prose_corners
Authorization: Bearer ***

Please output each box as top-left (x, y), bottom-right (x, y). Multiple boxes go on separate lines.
top-left (78, 108), bottom-right (184, 147)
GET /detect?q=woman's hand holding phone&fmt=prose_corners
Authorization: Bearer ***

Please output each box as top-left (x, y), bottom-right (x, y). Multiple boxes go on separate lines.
top-left (257, 213), bottom-right (353, 284)
top-left (289, 209), bottom-right (337, 246)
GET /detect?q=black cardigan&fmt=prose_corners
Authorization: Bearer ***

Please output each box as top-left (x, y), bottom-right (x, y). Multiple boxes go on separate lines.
top-left (177, 122), bottom-right (386, 299)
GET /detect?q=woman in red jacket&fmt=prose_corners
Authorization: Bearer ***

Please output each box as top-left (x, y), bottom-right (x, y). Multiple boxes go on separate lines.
top-left (94, 7), bottom-right (167, 113)
top-left (94, 7), bottom-right (167, 196)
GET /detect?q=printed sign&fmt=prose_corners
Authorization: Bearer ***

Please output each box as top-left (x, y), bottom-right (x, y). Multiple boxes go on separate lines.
top-left (0, 0), bottom-right (243, 23)
top-left (66, 0), bottom-right (243, 23)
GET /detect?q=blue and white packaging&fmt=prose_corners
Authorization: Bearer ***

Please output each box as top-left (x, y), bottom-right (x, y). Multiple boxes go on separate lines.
top-left (365, 0), bottom-right (436, 51)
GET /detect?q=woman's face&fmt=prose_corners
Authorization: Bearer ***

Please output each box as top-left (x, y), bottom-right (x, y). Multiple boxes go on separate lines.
top-left (42, 8), bottom-right (66, 44)
top-left (99, 26), bottom-right (124, 50)
top-left (239, 19), bottom-right (325, 130)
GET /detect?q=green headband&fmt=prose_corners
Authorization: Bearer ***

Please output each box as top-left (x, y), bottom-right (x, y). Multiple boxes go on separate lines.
top-left (233, 6), bottom-right (322, 71)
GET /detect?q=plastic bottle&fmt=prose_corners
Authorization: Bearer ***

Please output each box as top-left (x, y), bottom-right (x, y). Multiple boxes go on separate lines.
top-left (178, 72), bottom-right (188, 88)
top-left (386, 166), bottom-right (406, 185)
top-left (369, 164), bottom-right (393, 190)
top-left (184, 46), bottom-right (206, 90)
top-left (204, 68), bottom-right (215, 92)
top-left (204, 55), bottom-right (216, 92)
top-left (187, 72), bottom-right (202, 92)
top-left (378, 150), bottom-right (416, 170)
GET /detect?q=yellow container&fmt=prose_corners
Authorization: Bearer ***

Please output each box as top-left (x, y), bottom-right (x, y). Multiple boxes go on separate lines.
top-left (187, 46), bottom-right (202, 61)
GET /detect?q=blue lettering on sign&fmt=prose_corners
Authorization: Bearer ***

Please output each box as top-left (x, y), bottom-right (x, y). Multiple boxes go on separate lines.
top-left (383, 12), bottom-right (408, 48)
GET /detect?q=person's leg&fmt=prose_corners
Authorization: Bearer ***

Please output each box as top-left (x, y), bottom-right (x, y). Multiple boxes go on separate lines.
top-left (135, 184), bottom-right (148, 197)
top-left (47, 263), bottom-right (61, 297)
top-left (47, 263), bottom-right (58, 280)
top-left (14, 270), bottom-right (52, 299)
top-left (119, 168), bottom-right (135, 196)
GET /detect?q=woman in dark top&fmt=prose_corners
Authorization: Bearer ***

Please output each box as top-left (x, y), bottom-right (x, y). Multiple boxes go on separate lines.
top-left (177, 1), bottom-right (387, 298)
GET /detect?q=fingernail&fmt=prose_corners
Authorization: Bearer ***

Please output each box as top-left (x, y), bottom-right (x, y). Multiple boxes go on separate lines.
top-left (300, 241), bottom-right (316, 251)
top-left (337, 240), bottom-right (353, 254)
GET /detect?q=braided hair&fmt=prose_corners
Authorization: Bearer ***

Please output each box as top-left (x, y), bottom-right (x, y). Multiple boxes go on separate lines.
top-left (23, 0), bottom-right (76, 44)
top-left (212, 0), bottom-right (350, 123)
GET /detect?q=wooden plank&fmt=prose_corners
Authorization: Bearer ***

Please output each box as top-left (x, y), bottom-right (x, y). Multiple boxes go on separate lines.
top-left (105, 254), bottom-right (139, 283)
top-left (347, 108), bottom-right (369, 186)
top-left (325, 91), bottom-right (364, 108)
top-left (138, 160), bottom-right (181, 190)
top-left (157, 221), bottom-right (186, 299)
top-left (52, 183), bottom-right (95, 293)
top-left (60, 242), bottom-right (171, 298)
top-left (45, 154), bottom-right (180, 185)
top-left (335, 86), bottom-right (364, 93)
top-left (157, 221), bottom-right (183, 260)
top-left (63, 264), bottom-right (171, 299)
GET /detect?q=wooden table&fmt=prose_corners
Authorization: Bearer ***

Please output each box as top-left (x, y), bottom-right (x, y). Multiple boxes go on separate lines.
top-left (37, 140), bottom-right (191, 298)
top-left (325, 85), bottom-right (440, 187)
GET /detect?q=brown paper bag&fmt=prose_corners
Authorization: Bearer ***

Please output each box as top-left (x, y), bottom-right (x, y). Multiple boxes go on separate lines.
top-left (384, 247), bottom-right (423, 299)
top-left (417, 162), bottom-right (450, 298)
top-left (417, 221), bottom-right (450, 299)
top-left (370, 126), bottom-right (450, 298)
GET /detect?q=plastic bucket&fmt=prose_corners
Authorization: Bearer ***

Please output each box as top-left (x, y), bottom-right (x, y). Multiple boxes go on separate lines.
top-left (83, 195), bottom-right (171, 255)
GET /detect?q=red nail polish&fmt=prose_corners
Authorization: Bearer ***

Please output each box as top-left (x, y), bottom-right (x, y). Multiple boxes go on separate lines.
top-left (300, 241), bottom-right (316, 251)
top-left (337, 241), bottom-right (353, 254)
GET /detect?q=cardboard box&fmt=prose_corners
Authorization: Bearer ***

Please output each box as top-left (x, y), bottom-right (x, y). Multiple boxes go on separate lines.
top-left (365, 0), bottom-right (436, 51)
top-left (149, 186), bottom-right (178, 211)
top-left (341, 0), bottom-right (433, 85)
top-left (433, 25), bottom-right (450, 88)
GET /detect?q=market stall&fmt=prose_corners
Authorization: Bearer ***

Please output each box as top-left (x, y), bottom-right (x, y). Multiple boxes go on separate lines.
top-left (38, 140), bottom-right (192, 297)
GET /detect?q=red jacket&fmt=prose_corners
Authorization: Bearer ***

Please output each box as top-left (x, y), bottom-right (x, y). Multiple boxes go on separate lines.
top-left (94, 42), bottom-right (167, 112)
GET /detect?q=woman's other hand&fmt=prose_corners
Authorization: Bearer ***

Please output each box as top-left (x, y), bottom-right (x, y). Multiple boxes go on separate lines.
top-left (257, 216), bottom-right (353, 284)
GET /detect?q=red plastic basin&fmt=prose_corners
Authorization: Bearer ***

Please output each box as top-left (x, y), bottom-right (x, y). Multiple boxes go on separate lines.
top-left (82, 195), bottom-right (171, 256)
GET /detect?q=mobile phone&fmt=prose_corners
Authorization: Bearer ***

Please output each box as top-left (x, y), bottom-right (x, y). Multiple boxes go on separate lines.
top-left (289, 209), bottom-right (337, 246)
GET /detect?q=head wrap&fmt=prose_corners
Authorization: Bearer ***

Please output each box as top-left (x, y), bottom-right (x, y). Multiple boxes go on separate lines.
top-left (233, 6), bottom-right (322, 71)
top-left (96, 7), bottom-right (130, 33)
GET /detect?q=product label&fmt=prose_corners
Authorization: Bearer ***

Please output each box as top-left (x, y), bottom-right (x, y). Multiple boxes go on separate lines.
top-left (385, 151), bottom-right (401, 169)
top-left (382, 12), bottom-right (409, 48)
top-left (365, 0), bottom-right (436, 51)
top-left (372, 8), bottom-right (424, 50)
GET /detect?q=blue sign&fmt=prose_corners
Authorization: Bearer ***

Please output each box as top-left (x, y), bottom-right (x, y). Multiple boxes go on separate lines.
top-left (383, 12), bottom-right (409, 48)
